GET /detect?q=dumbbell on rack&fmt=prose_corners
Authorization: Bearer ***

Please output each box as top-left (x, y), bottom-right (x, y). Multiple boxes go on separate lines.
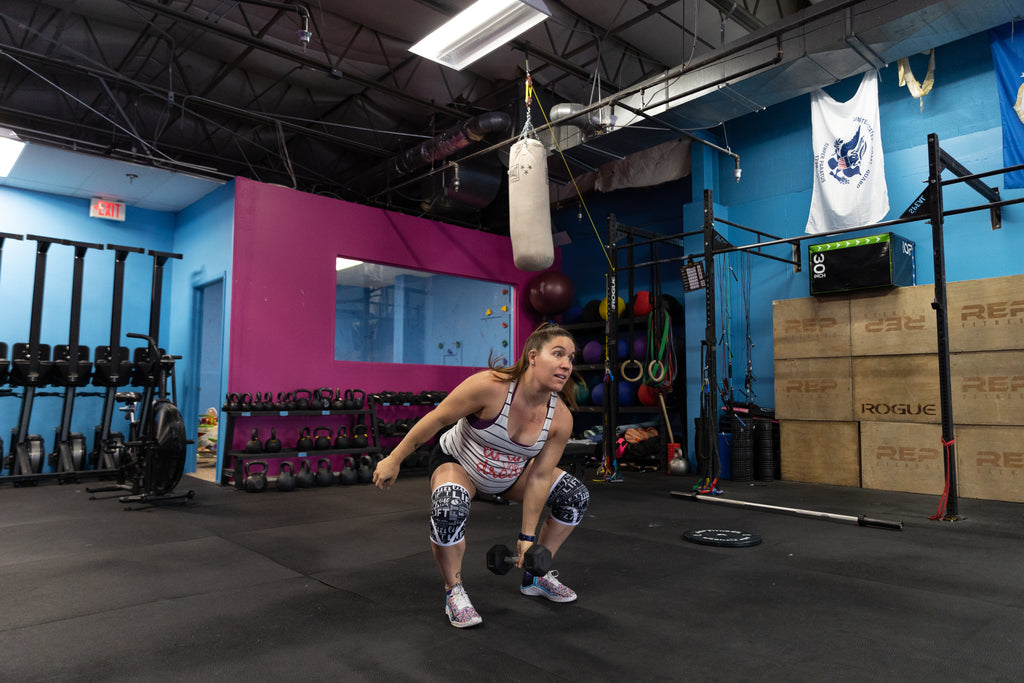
top-left (486, 543), bottom-right (552, 576)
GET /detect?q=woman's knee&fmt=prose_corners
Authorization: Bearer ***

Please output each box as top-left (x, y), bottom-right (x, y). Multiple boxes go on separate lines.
top-left (429, 482), bottom-right (472, 546)
top-left (546, 471), bottom-right (590, 526)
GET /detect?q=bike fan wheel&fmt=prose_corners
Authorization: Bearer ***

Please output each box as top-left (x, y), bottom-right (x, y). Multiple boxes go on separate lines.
top-left (149, 400), bottom-right (188, 495)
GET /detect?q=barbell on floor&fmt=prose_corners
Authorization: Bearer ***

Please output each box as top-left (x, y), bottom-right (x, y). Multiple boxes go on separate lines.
top-left (670, 490), bottom-right (904, 530)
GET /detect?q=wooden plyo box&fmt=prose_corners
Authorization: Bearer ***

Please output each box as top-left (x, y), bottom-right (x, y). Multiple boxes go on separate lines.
top-left (774, 357), bottom-right (853, 421)
top-left (951, 350), bottom-right (1024, 426)
top-left (779, 420), bottom-right (860, 486)
top-left (772, 295), bottom-right (851, 359)
top-left (947, 274), bottom-right (1024, 353)
top-left (849, 284), bottom-right (937, 356)
top-left (852, 354), bottom-right (941, 424)
top-left (955, 425), bottom-right (1024, 504)
top-left (859, 421), bottom-right (944, 495)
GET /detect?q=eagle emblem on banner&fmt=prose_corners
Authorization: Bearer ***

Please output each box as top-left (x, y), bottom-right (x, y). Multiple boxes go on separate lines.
top-left (827, 126), bottom-right (867, 184)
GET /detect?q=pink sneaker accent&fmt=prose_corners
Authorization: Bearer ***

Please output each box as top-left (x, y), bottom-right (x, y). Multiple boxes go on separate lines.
top-left (445, 583), bottom-right (482, 628)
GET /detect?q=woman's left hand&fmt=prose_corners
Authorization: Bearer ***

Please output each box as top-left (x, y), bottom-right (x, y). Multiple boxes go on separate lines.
top-left (515, 538), bottom-right (534, 569)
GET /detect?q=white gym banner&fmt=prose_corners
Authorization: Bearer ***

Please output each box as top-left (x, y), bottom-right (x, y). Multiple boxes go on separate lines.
top-left (805, 70), bottom-right (889, 235)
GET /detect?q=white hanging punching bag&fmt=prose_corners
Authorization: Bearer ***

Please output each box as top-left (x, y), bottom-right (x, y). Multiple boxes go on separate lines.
top-left (508, 137), bottom-right (554, 271)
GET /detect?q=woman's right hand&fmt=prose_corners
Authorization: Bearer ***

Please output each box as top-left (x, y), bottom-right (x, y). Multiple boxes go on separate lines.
top-left (372, 453), bottom-right (402, 491)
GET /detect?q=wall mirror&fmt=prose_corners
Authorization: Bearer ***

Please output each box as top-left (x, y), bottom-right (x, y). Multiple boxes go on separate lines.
top-left (335, 257), bottom-right (514, 367)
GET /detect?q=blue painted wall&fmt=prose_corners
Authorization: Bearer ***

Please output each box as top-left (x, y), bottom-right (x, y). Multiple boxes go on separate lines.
top-left (557, 30), bottom-right (1024, 457)
top-left (167, 181), bottom-right (235, 474)
top-left (0, 188), bottom-right (175, 468)
top-left (0, 181), bottom-right (232, 476)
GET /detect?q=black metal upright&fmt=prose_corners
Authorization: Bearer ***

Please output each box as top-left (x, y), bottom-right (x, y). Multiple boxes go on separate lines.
top-left (10, 236), bottom-right (57, 478)
top-left (0, 233), bottom-right (24, 387)
top-left (92, 244), bottom-right (144, 471)
top-left (701, 190), bottom-right (720, 484)
top-left (134, 249), bottom-right (182, 428)
top-left (926, 133), bottom-right (960, 520)
top-left (52, 239), bottom-right (103, 476)
top-left (603, 218), bottom-right (620, 473)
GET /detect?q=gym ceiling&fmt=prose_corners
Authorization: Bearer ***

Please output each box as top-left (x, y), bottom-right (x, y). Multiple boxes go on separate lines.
top-left (1, 0), bottom-right (1020, 230)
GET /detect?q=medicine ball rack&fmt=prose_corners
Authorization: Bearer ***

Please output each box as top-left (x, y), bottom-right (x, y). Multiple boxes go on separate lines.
top-left (219, 400), bottom-right (382, 489)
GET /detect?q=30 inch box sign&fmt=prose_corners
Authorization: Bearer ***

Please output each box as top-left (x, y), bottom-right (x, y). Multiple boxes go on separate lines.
top-left (809, 232), bottom-right (916, 296)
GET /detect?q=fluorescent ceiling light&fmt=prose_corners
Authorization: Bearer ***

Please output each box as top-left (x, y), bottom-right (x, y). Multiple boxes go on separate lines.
top-left (336, 257), bottom-right (363, 271)
top-left (409, 0), bottom-right (551, 71)
top-left (0, 127), bottom-right (26, 177)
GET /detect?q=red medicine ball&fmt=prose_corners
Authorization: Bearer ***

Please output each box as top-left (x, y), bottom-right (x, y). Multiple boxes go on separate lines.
top-left (632, 291), bottom-right (652, 317)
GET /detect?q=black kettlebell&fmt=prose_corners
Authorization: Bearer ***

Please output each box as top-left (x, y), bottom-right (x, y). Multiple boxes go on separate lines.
top-left (293, 388), bottom-right (312, 410)
top-left (295, 460), bottom-right (315, 488)
top-left (262, 391), bottom-right (275, 410)
top-left (356, 454), bottom-right (373, 484)
top-left (275, 391), bottom-right (289, 411)
top-left (224, 392), bottom-right (241, 412)
top-left (348, 389), bottom-right (365, 410)
top-left (334, 426), bottom-right (350, 449)
top-left (338, 457), bottom-right (358, 486)
top-left (314, 426), bottom-right (332, 450)
top-left (341, 389), bottom-right (355, 409)
top-left (245, 428), bottom-right (263, 453)
top-left (296, 427), bottom-right (314, 452)
top-left (277, 461), bottom-right (297, 492)
top-left (314, 387), bottom-right (333, 410)
top-left (330, 388), bottom-right (346, 411)
top-left (240, 393), bottom-right (255, 412)
top-left (315, 457), bottom-right (334, 486)
top-left (244, 460), bottom-right (269, 493)
top-left (264, 427), bottom-right (282, 453)
top-left (352, 423), bottom-right (369, 449)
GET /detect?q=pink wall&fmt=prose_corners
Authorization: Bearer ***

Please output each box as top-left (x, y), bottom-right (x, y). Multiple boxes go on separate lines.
top-left (230, 177), bottom-right (553, 417)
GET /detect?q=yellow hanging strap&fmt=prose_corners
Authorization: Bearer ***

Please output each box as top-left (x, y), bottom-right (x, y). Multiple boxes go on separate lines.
top-left (898, 50), bottom-right (935, 112)
top-left (524, 70), bottom-right (614, 273)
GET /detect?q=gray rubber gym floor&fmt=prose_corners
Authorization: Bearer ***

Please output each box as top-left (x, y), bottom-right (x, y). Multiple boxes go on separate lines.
top-left (1, 467), bottom-right (1022, 682)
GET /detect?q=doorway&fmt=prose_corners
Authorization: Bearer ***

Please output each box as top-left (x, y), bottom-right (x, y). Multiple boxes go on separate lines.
top-left (190, 278), bottom-right (225, 482)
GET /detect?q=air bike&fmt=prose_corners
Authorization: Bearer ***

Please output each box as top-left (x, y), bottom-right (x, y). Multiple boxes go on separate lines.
top-left (87, 333), bottom-right (195, 509)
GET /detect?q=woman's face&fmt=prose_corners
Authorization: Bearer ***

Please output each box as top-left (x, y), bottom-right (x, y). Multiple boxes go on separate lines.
top-left (530, 335), bottom-right (575, 391)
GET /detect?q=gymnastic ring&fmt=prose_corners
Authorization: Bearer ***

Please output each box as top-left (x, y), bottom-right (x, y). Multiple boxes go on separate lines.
top-left (620, 359), bottom-right (644, 383)
top-left (647, 360), bottom-right (666, 383)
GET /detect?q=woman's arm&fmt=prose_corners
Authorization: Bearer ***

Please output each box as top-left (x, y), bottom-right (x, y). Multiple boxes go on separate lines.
top-left (372, 371), bottom-right (501, 490)
top-left (516, 402), bottom-right (572, 560)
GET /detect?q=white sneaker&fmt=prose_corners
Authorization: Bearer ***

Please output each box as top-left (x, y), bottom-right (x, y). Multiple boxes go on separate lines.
top-left (520, 570), bottom-right (577, 603)
top-left (444, 583), bottom-right (483, 628)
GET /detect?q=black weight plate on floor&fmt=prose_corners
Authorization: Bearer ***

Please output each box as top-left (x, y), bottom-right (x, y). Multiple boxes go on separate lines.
top-left (683, 528), bottom-right (762, 547)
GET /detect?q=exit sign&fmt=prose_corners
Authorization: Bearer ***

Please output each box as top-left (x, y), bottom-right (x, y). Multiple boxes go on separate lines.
top-left (89, 197), bottom-right (126, 221)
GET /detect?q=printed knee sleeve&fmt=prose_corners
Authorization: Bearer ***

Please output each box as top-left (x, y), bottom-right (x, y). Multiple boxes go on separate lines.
top-left (546, 472), bottom-right (590, 526)
top-left (429, 483), bottom-right (471, 546)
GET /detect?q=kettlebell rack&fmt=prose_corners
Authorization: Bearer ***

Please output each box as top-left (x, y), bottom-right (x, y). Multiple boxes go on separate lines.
top-left (219, 390), bottom-right (382, 490)
top-left (373, 390), bottom-right (448, 474)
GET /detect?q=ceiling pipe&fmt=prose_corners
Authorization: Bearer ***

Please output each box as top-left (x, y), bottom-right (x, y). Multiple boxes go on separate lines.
top-left (369, 0), bottom-right (867, 201)
top-left (390, 112), bottom-right (511, 177)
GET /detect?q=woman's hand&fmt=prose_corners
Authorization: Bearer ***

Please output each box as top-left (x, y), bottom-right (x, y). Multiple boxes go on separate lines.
top-left (515, 538), bottom-right (534, 569)
top-left (372, 453), bottom-right (402, 490)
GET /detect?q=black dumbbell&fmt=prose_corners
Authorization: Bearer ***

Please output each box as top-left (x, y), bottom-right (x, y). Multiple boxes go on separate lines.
top-left (486, 543), bottom-right (552, 576)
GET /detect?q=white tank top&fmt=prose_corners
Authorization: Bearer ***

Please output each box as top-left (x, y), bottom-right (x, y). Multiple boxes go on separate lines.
top-left (439, 381), bottom-right (558, 494)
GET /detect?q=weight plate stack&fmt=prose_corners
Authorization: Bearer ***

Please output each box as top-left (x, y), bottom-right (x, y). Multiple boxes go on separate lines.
top-left (729, 414), bottom-right (753, 482)
top-left (754, 418), bottom-right (774, 482)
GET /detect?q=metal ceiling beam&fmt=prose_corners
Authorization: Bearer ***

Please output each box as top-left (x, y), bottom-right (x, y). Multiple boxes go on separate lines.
top-left (704, 0), bottom-right (766, 33)
top-left (121, 0), bottom-right (470, 121)
top-left (0, 40), bottom-right (392, 158)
